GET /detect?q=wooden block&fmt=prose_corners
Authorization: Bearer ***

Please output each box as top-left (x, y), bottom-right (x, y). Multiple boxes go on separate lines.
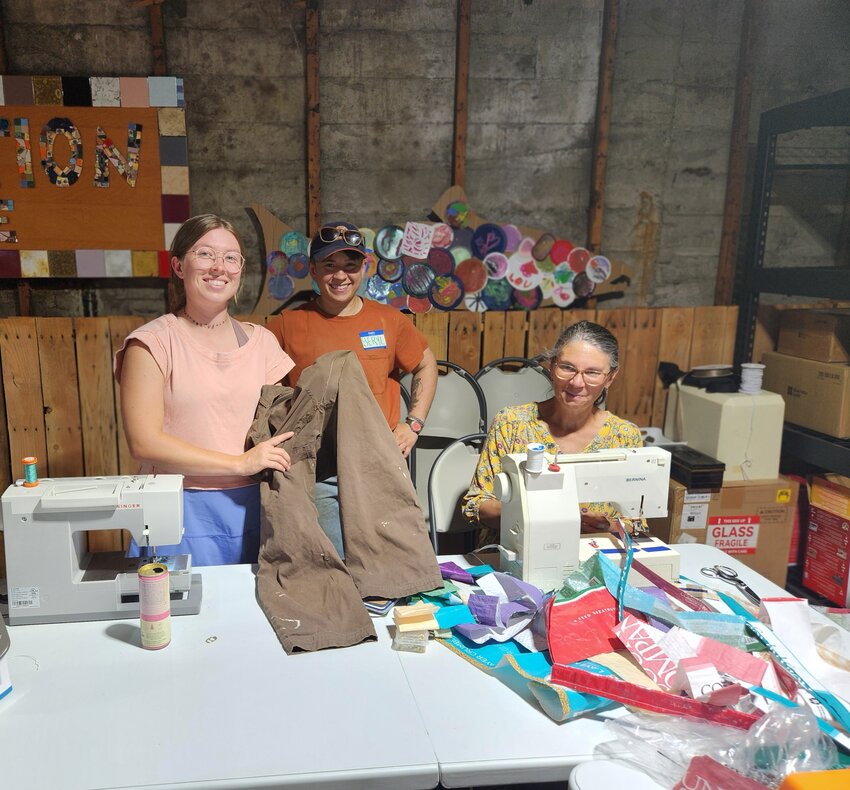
top-left (75, 318), bottom-right (121, 553)
top-left (651, 307), bottom-right (694, 428)
top-left (36, 318), bottom-right (84, 477)
top-left (719, 305), bottom-right (739, 364)
top-left (596, 308), bottom-right (631, 419)
top-left (503, 311), bottom-right (528, 358)
top-left (448, 311), bottom-right (482, 374)
top-left (415, 311), bottom-right (449, 361)
top-left (690, 306), bottom-right (729, 367)
top-left (482, 311), bottom-right (505, 366)
top-left (624, 309), bottom-right (661, 427)
top-left (528, 307), bottom-right (562, 360)
top-left (393, 602), bottom-right (439, 632)
top-left (563, 308), bottom-right (597, 328)
top-left (0, 318), bottom-right (48, 481)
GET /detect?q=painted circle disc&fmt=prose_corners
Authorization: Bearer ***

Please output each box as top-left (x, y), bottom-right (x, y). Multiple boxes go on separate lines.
top-left (403, 262), bottom-right (437, 297)
top-left (374, 225), bottom-right (405, 261)
top-left (464, 292), bottom-right (488, 312)
top-left (572, 271), bottom-right (596, 298)
top-left (366, 275), bottom-right (392, 302)
top-left (378, 257), bottom-right (405, 282)
top-left (587, 255), bottom-right (611, 283)
top-left (512, 286), bottom-right (543, 310)
top-left (550, 239), bottom-right (575, 265)
top-left (481, 278), bottom-right (513, 310)
top-left (454, 257), bottom-right (488, 294)
top-left (407, 295), bottom-right (433, 314)
top-left (471, 223), bottom-right (507, 259)
top-left (427, 247), bottom-right (455, 276)
top-left (450, 245), bottom-right (472, 266)
top-left (552, 283), bottom-right (576, 308)
top-left (502, 224), bottom-right (522, 253)
top-left (446, 201), bottom-right (470, 229)
top-left (567, 246), bottom-right (591, 272)
top-left (431, 223), bottom-right (454, 248)
top-left (266, 250), bottom-right (287, 275)
top-left (279, 230), bottom-right (308, 257)
top-left (268, 274), bottom-right (295, 301)
top-left (532, 233), bottom-right (556, 261)
top-left (483, 252), bottom-right (509, 279)
top-left (287, 252), bottom-right (310, 279)
top-left (429, 274), bottom-right (465, 310)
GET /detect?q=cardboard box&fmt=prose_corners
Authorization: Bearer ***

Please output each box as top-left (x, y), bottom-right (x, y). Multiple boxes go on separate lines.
top-left (778, 309), bottom-right (850, 363)
top-left (762, 351), bottom-right (850, 439)
top-left (803, 504), bottom-right (850, 607)
top-left (648, 476), bottom-right (799, 587)
top-left (810, 474), bottom-right (850, 520)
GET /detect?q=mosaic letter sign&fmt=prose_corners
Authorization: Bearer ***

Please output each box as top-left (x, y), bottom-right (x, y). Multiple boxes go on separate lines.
top-left (0, 76), bottom-right (190, 278)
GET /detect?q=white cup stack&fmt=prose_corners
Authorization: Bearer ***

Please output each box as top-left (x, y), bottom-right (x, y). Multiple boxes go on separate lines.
top-left (739, 362), bottom-right (765, 393)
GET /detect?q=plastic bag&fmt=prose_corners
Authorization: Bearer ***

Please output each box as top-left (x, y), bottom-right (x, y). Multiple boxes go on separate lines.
top-left (598, 703), bottom-right (838, 788)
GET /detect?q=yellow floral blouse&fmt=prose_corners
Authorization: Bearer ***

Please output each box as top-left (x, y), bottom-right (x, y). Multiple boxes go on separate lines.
top-left (462, 402), bottom-right (642, 533)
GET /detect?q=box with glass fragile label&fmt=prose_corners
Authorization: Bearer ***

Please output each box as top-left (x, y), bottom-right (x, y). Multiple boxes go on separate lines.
top-left (648, 476), bottom-right (798, 586)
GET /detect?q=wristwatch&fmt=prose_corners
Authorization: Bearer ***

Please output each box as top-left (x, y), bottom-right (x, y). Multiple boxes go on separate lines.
top-left (405, 416), bottom-right (425, 434)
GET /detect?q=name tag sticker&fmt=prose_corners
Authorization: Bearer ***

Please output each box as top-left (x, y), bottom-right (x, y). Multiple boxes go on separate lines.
top-left (360, 330), bottom-right (387, 350)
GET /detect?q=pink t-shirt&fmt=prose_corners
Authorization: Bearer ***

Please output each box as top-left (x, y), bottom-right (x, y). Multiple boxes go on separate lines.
top-left (114, 314), bottom-right (294, 490)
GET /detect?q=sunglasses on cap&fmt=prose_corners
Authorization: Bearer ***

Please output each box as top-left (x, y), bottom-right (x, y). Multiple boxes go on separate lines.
top-left (319, 225), bottom-right (363, 246)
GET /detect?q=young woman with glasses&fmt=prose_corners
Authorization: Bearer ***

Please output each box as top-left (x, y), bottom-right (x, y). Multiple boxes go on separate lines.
top-left (463, 320), bottom-right (642, 546)
top-left (114, 214), bottom-right (296, 565)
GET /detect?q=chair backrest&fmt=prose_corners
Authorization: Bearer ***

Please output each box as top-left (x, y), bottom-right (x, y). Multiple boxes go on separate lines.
top-left (427, 433), bottom-right (486, 550)
top-left (403, 360), bottom-right (487, 438)
top-left (474, 356), bottom-right (552, 418)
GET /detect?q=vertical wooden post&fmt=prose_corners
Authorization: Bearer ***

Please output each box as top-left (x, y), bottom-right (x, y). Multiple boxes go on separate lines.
top-left (715, 0), bottom-right (756, 305)
top-left (305, 0), bottom-right (321, 237)
top-left (586, 0), bottom-right (619, 253)
top-left (148, 1), bottom-right (168, 76)
top-left (452, 0), bottom-right (471, 188)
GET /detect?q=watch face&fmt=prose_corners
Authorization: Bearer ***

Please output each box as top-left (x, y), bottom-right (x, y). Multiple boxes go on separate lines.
top-left (407, 418), bottom-right (423, 434)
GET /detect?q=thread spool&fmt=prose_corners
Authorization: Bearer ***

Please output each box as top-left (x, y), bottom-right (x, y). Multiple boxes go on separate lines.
top-left (526, 442), bottom-right (545, 474)
top-left (21, 456), bottom-right (39, 487)
top-left (740, 362), bottom-right (765, 393)
top-left (138, 562), bottom-right (171, 650)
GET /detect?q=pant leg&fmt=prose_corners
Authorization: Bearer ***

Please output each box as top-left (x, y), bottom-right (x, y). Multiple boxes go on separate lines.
top-left (314, 476), bottom-right (344, 559)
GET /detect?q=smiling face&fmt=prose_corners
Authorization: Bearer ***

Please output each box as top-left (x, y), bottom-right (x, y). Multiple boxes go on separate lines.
top-left (172, 227), bottom-right (242, 309)
top-left (310, 250), bottom-right (365, 314)
top-left (549, 339), bottom-right (616, 411)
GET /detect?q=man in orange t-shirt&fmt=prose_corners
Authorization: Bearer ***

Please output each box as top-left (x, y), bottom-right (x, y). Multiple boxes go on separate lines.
top-left (266, 221), bottom-right (437, 557)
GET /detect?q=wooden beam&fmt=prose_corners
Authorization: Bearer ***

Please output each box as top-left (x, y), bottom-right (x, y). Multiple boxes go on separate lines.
top-left (586, 0), bottom-right (619, 253)
top-left (452, 0), bottom-right (471, 188)
top-left (715, 0), bottom-right (757, 305)
top-left (305, 0), bottom-right (321, 237)
top-left (148, 1), bottom-right (168, 76)
top-left (0, 0), bottom-right (8, 74)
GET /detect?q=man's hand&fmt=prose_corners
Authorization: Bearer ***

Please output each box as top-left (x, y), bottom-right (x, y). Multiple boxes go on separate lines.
top-left (393, 422), bottom-right (419, 458)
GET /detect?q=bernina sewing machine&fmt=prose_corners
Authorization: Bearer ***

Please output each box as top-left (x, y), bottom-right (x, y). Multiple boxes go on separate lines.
top-left (1, 475), bottom-right (202, 625)
top-left (494, 446), bottom-right (677, 591)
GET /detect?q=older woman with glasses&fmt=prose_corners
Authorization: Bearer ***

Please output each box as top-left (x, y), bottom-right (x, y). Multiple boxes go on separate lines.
top-left (114, 214), bottom-right (296, 565)
top-left (463, 320), bottom-right (642, 546)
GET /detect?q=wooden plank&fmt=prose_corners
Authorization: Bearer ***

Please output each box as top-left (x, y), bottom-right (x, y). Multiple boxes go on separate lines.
top-left (719, 305), bottom-right (739, 363)
top-left (481, 311), bottom-right (505, 367)
top-left (447, 311), bottom-right (481, 374)
top-left (527, 307), bottom-right (563, 361)
top-left (110, 316), bottom-right (146, 477)
top-left (715, 0), bottom-right (756, 305)
top-left (452, 0), bottom-right (471, 187)
top-left (563, 308), bottom-right (597, 329)
top-left (36, 317), bottom-right (84, 477)
top-left (690, 306), bottom-right (729, 366)
top-left (596, 308), bottom-right (631, 419)
top-left (0, 318), bottom-right (48, 482)
top-left (586, 0), bottom-right (619, 253)
top-left (624, 308), bottom-right (661, 427)
top-left (415, 312), bottom-right (449, 361)
top-left (305, 0), bottom-right (321, 236)
top-left (75, 317), bottom-right (121, 552)
top-left (651, 307), bottom-right (695, 427)
top-left (503, 311), bottom-right (528, 358)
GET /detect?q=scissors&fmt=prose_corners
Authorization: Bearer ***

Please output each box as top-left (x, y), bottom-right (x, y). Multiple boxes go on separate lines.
top-left (700, 565), bottom-right (761, 606)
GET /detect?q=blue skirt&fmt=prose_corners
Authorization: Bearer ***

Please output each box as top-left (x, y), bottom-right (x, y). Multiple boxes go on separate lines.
top-left (129, 484), bottom-right (260, 567)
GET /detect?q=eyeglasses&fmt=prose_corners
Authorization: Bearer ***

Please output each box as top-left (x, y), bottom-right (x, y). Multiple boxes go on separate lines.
top-left (552, 362), bottom-right (610, 385)
top-left (319, 225), bottom-right (363, 246)
top-left (189, 247), bottom-right (245, 274)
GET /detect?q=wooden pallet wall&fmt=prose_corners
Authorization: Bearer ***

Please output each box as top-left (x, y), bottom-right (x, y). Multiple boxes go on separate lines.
top-left (0, 306), bottom-right (743, 567)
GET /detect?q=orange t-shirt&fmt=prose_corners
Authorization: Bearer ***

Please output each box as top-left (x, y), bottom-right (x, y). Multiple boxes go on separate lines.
top-left (267, 299), bottom-right (428, 428)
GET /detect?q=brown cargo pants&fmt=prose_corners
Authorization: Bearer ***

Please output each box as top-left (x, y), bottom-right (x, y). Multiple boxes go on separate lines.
top-left (246, 350), bottom-right (442, 653)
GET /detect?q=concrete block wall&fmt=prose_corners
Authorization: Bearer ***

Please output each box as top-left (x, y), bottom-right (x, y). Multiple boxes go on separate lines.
top-left (0, 0), bottom-right (848, 317)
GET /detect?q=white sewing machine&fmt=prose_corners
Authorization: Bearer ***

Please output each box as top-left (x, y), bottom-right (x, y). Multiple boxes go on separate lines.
top-left (0, 475), bottom-right (202, 625)
top-left (494, 446), bottom-right (677, 591)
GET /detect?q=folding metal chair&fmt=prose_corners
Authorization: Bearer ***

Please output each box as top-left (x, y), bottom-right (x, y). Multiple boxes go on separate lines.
top-left (473, 356), bottom-right (552, 419)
